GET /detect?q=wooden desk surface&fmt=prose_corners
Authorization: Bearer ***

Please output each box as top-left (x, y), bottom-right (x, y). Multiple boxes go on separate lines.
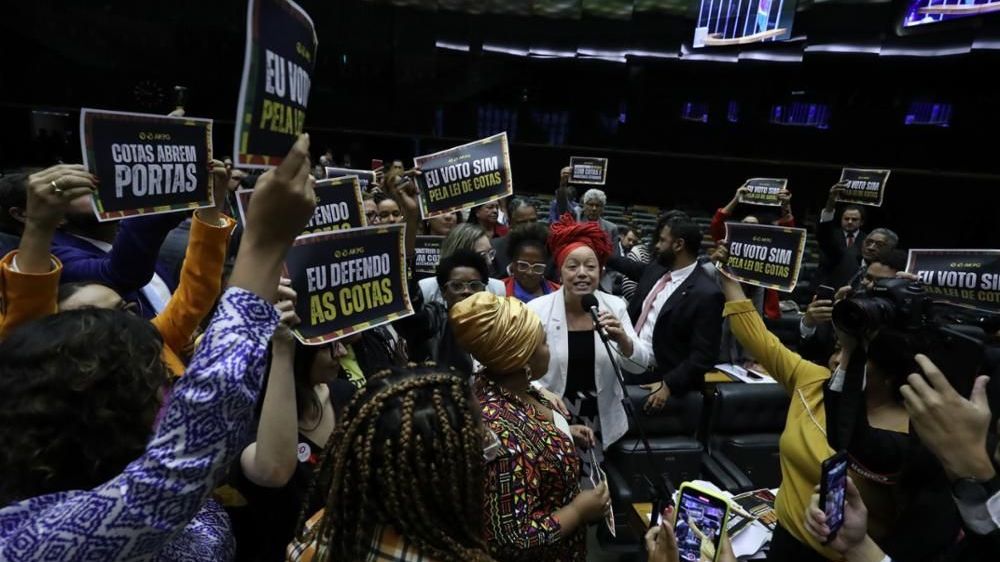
top-left (705, 371), bottom-right (735, 384)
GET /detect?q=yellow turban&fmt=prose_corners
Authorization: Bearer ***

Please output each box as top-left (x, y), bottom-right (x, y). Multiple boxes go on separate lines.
top-left (449, 292), bottom-right (545, 374)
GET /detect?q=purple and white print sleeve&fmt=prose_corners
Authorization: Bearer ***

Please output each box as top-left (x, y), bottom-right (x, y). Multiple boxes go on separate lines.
top-left (0, 287), bottom-right (279, 562)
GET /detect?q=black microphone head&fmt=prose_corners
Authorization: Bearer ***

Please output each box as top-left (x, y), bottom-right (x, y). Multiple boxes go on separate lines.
top-left (580, 294), bottom-right (599, 313)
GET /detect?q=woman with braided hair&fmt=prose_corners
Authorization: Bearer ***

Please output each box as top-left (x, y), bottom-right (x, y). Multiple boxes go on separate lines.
top-left (450, 291), bottom-right (611, 562)
top-left (288, 365), bottom-right (495, 562)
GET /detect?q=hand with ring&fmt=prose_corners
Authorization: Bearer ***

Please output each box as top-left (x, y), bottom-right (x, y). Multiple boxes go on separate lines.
top-left (16, 165), bottom-right (98, 274)
top-left (26, 165), bottom-right (98, 229)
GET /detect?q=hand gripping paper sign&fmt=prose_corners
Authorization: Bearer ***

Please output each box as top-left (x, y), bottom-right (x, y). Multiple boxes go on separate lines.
top-left (720, 222), bottom-right (808, 292)
top-left (234, 0), bottom-right (317, 168)
top-left (285, 224), bottom-right (413, 344)
top-left (80, 108), bottom-right (214, 221)
top-left (738, 178), bottom-right (787, 207)
top-left (906, 249), bottom-right (1000, 312)
top-left (236, 176), bottom-right (366, 237)
top-left (836, 168), bottom-right (890, 207)
top-left (414, 132), bottom-right (513, 220)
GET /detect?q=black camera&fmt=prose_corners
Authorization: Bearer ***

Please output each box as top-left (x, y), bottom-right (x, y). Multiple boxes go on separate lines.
top-left (833, 277), bottom-right (998, 397)
top-left (832, 278), bottom-right (928, 335)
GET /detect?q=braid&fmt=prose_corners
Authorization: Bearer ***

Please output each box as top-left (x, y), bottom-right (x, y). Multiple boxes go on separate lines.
top-left (308, 366), bottom-right (494, 562)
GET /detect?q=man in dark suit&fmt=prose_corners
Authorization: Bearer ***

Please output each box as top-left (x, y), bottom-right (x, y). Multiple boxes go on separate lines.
top-left (613, 215), bottom-right (725, 412)
top-left (816, 183), bottom-right (900, 290)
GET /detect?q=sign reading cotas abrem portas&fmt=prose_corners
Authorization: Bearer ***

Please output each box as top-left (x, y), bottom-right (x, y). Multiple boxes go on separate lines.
top-left (285, 224), bottom-right (413, 344)
top-left (720, 222), bottom-right (808, 292)
top-left (413, 132), bottom-right (513, 219)
top-left (907, 249), bottom-right (1000, 312)
top-left (80, 108), bottom-right (214, 221)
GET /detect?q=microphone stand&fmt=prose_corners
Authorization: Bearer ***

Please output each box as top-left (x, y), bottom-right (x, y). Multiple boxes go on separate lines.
top-left (588, 304), bottom-right (676, 509)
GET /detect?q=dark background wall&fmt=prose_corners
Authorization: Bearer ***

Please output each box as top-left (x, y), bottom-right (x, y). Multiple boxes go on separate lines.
top-left (1, 0), bottom-right (998, 248)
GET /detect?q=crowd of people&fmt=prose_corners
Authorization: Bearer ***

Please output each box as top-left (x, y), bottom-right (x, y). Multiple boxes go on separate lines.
top-left (0, 130), bottom-right (997, 562)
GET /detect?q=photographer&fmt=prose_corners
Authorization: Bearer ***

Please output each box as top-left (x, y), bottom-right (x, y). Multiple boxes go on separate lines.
top-left (806, 358), bottom-right (1000, 561)
top-left (824, 278), bottom-right (992, 560)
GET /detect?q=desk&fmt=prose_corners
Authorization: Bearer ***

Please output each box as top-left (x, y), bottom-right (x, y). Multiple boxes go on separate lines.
top-left (628, 502), bottom-right (654, 538)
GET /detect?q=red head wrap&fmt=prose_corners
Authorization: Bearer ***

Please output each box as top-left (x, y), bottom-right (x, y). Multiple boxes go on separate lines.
top-left (548, 213), bottom-right (613, 269)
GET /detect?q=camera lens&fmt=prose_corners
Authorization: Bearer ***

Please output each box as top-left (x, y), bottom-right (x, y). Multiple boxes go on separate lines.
top-left (832, 296), bottom-right (895, 334)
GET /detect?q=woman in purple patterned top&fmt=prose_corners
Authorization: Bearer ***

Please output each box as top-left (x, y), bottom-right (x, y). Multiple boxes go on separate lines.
top-left (0, 134), bottom-right (319, 562)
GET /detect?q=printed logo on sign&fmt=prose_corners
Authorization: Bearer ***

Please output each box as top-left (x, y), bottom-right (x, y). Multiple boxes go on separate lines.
top-left (297, 442), bottom-right (311, 462)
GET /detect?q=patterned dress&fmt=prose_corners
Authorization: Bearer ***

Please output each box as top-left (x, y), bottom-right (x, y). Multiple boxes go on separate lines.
top-left (476, 377), bottom-right (586, 562)
top-left (0, 287), bottom-right (278, 561)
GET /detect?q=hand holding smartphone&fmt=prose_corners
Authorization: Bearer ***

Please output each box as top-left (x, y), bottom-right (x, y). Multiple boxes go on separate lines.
top-left (673, 483), bottom-right (731, 562)
top-left (818, 451), bottom-right (849, 543)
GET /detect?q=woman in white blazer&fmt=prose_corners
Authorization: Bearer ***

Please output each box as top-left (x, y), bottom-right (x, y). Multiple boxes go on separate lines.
top-left (528, 217), bottom-right (653, 456)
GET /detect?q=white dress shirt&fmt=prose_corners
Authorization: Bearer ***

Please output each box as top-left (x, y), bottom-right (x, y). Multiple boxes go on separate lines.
top-left (638, 261), bottom-right (697, 345)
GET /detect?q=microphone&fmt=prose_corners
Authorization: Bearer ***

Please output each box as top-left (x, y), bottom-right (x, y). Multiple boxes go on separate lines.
top-left (580, 293), bottom-right (610, 341)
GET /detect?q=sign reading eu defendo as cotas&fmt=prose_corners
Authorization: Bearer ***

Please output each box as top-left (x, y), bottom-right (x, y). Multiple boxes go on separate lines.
top-left (413, 133), bottom-right (513, 220)
top-left (234, 0), bottom-right (317, 168)
top-left (236, 176), bottom-right (366, 237)
top-left (719, 222), bottom-right (808, 292)
top-left (285, 224), bottom-right (413, 344)
top-left (80, 108), bottom-right (214, 221)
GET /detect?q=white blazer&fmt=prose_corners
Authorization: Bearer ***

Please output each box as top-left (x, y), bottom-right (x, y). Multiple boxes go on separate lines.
top-left (419, 276), bottom-right (506, 306)
top-left (527, 288), bottom-right (653, 450)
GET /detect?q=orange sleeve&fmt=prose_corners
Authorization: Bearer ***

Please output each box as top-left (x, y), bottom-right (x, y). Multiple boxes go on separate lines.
top-left (152, 213), bottom-right (235, 358)
top-left (0, 251), bottom-right (61, 340)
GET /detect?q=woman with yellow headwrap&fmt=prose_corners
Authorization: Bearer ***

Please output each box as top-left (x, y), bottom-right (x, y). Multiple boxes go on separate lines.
top-left (450, 292), bottom-right (610, 562)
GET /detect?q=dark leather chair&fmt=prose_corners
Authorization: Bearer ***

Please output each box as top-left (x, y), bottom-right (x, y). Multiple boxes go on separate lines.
top-left (600, 387), bottom-right (705, 549)
top-left (702, 383), bottom-right (789, 493)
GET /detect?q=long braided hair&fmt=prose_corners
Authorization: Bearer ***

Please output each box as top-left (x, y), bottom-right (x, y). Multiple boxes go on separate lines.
top-left (306, 364), bottom-right (495, 562)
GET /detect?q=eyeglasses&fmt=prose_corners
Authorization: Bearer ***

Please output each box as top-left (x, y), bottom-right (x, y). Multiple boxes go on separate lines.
top-left (365, 211), bottom-right (379, 223)
top-left (478, 249), bottom-right (496, 262)
top-left (444, 280), bottom-right (487, 293)
top-left (515, 260), bottom-right (547, 275)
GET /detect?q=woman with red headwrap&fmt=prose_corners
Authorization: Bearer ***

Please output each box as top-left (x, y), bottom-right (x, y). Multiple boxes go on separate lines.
top-left (526, 215), bottom-right (653, 470)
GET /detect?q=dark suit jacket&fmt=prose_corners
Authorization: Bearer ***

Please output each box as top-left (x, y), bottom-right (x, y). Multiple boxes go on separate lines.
top-left (816, 219), bottom-right (865, 288)
top-left (626, 263), bottom-right (725, 396)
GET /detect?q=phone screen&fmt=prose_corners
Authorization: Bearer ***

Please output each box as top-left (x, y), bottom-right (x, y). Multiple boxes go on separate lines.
top-left (675, 489), bottom-right (727, 562)
top-left (821, 453), bottom-right (848, 535)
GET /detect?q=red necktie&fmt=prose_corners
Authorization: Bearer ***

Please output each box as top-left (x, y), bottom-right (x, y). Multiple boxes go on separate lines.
top-left (845, 233), bottom-right (854, 248)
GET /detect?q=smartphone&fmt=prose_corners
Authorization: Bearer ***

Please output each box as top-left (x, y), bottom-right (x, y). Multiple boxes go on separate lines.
top-left (815, 285), bottom-right (836, 302)
top-left (674, 483), bottom-right (731, 562)
top-left (819, 451), bottom-right (849, 542)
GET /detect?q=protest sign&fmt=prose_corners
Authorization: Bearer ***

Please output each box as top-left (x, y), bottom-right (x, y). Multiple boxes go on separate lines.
top-left (285, 224), bottom-right (412, 344)
top-left (414, 235), bottom-right (444, 275)
top-left (836, 168), bottom-right (890, 207)
top-left (236, 176), bottom-right (365, 236)
top-left (325, 167), bottom-right (377, 192)
top-left (569, 156), bottom-right (608, 185)
top-left (720, 222), bottom-right (808, 292)
top-left (80, 108), bottom-right (213, 221)
top-left (413, 132), bottom-right (513, 219)
top-left (907, 249), bottom-right (1000, 312)
top-left (738, 178), bottom-right (787, 207)
top-left (234, 0), bottom-right (317, 168)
